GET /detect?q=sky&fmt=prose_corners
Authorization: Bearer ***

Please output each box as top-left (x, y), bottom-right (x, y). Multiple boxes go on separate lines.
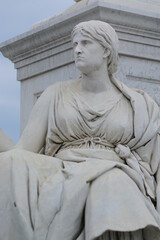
top-left (0, 0), bottom-right (74, 143)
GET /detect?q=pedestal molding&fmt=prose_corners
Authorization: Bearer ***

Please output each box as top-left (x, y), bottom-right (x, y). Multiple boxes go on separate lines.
top-left (0, 1), bottom-right (159, 62)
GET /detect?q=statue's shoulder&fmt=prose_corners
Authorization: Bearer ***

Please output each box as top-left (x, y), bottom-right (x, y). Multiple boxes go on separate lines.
top-left (46, 78), bottom-right (78, 93)
top-left (133, 88), bottom-right (158, 107)
top-left (114, 77), bottom-right (158, 107)
top-left (59, 78), bottom-right (78, 88)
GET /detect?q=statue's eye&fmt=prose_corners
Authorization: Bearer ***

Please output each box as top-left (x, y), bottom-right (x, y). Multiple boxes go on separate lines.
top-left (73, 42), bottom-right (78, 48)
top-left (82, 40), bottom-right (88, 46)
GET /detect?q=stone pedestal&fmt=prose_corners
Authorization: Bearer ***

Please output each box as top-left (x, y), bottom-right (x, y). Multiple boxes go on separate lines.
top-left (0, 0), bottom-right (160, 131)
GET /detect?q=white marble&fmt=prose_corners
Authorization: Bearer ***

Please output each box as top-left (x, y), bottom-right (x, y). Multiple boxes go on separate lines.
top-left (0, 20), bottom-right (160, 240)
top-left (0, 0), bottom-right (160, 238)
top-left (0, 0), bottom-right (159, 132)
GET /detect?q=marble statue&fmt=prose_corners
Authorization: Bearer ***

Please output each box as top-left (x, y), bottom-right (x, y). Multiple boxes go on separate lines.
top-left (0, 20), bottom-right (160, 240)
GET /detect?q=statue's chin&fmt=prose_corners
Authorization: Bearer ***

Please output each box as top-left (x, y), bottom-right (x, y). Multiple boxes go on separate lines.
top-left (76, 64), bottom-right (89, 74)
top-left (75, 62), bottom-right (96, 75)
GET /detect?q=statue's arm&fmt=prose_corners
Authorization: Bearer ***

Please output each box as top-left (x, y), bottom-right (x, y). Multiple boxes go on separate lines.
top-left (15, 86), bottom-right (53, 153)
top-left (136, 131), bottom-right (160, 213)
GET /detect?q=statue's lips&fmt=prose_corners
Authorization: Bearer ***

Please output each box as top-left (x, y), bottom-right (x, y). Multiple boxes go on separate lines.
top-left (75, 56), bottom-right (85, 62)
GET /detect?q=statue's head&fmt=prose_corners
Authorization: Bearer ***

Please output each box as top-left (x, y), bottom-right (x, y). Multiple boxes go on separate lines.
top-left (71, 20), bottom-right (119, 75)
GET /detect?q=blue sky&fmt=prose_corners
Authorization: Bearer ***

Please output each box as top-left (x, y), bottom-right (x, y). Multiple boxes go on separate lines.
top-left (0, 0), bottom-right (74, 143)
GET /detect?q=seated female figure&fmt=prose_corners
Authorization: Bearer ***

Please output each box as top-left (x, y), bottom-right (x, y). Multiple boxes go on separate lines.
top-left (0, 20), bottom-right (160, 240)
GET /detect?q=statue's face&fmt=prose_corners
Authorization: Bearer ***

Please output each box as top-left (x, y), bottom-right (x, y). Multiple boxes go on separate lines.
top-left (72, 32), bottom-right (106, 75)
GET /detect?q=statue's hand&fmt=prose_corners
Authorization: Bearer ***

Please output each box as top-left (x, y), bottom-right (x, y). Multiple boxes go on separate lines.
top-left (115, 144), bottom-right (131, 159)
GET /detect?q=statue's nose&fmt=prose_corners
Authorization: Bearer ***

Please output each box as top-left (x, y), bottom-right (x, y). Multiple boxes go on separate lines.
top-left (75, 44), bottom-right (82, 54)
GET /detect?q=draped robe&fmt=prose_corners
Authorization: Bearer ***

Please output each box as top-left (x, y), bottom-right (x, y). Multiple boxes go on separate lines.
top-left (0, 77), bottom-right (160, 240)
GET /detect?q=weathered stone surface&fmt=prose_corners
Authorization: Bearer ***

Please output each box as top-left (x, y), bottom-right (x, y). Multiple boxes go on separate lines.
top-left (0, 0), bottom-right (159, 131)
top-left (0, 16), bottom-right (160, 240)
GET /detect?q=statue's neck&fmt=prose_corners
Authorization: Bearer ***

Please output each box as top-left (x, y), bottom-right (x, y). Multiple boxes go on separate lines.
top-left (81, 66), bottom-right (112, 94)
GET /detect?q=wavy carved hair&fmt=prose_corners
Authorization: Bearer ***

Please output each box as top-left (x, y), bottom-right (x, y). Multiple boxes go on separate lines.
top-left (71, 20), bottom-right (119, 76)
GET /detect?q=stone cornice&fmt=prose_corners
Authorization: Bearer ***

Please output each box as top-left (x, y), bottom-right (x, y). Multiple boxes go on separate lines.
top-left (0, 1), bottom-right (160, 63)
